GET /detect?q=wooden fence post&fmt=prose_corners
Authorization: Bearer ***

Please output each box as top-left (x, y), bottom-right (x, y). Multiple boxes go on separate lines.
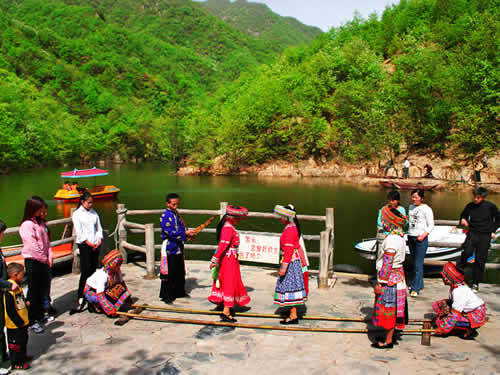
top-left (71, 207), bottom-right (80, 274)
top-left (326, 208), bottom-right (335, 272)
top-left (319, 230), bottom-right (329, 288)
top-left (144, 223), bottom-right (156, 279)
top-left (220, 202), bottom-right (227, 219)
top-left (117, 203), bottom-right (128, 264)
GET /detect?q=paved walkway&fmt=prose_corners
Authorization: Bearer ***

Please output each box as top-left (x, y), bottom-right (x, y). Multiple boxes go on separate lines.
top-left (18, 261), bottom-right (500, 374)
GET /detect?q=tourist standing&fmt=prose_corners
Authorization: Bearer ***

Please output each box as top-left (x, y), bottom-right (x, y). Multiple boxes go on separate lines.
top-left (208, 205), bottom-right (250, 322)
top-left (273, 205), bottom-right (309, 324)
top-left (159, 193), bottom-right (195, 304)
top-left (407, 189), bottom-right (434, 297)
top-left (433, 262), bottom-right (486, 339)
top-left (19, 197), bottom-right (50, 333)
top-left (72, 191), bottom-right (103, 310)
top-left (0, 220), bottom-right (20, 374)
top-left (376, 191), bottom-right (407, 251)
top-left (458, 187), bottom-right (500, 291)
top-left (372, 206), bottom-right (408, 349)
top-left (403, 157), bottom-right (410, 178)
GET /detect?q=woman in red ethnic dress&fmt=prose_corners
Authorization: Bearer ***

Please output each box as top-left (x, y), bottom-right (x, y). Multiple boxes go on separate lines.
top-left (273, 204), bottom-right (308, 324)
top-left (208, 205), bottom-right (251, 322)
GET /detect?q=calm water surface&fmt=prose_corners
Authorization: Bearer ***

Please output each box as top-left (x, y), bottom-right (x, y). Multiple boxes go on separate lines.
top-left (1, 163), bottom-right (498, 281)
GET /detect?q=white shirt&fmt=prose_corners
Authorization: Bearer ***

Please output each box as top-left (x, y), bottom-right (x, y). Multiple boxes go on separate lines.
top-left (404, 160), bottom-right (410, 168)
top-left (376, 234), bottom-right (406, 281)
top-left (408, 204), bottom-right (434, 237)
top-left (452, 285), bottom-right (484, 313)
top-left (85, 268), bottom-right (109, 293)
top-left (72, 206), bottom-right (103, 245)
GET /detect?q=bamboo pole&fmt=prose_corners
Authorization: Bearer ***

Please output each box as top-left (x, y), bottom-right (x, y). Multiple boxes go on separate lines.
top-left (116, 311), bottom-right (435, 334)
top-left (131, 304), bottom-right (430, 324)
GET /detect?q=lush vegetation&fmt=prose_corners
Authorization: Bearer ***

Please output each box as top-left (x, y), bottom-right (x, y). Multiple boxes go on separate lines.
top-left (198, 0), bottom-right (322, 52)
top-left (185, 0), bottom-right (499, 169)
top-left (0, 0), bottom-right (277, 168)
top-left (0, 0), bottom-right (498, 171)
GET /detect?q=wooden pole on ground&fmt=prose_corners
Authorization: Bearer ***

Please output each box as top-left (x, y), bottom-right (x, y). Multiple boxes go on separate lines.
top-left (144, 223), bottom-right (156, 279)
top-left (116, 311), bottom-right (435, 337)
top-left (117, 203), bottom-right (128, 264)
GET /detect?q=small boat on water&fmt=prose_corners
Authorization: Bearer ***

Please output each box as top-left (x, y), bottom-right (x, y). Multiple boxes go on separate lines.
top-left (355, 225), bottom-right (467, 261)
top-left (379, 180), bottom-right (438, 190)
top-left (54, 167), bottom-right (120, 202)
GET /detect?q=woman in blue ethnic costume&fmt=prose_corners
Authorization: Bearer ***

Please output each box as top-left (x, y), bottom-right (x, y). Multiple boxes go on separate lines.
top-left (84, 249), bottom-right (131, 316)
top-left (432, 262), bottom-right (486, 339)
top-left (159, 193), bottom-right (194, 304)
top-left (372, 205), bottom-right (408, 349)
top-left (273, 205), bottom-right (308, 325)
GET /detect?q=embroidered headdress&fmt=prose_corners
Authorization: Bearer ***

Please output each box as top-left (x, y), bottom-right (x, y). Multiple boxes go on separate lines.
top-left (102, 249), bottom-right (123, 268)
top-left (380, 205), bottom-right (408, 228)
top-left (273, 204), bottom-right (296, 221)
top-left (441, 262), bottom-right (465, 286)
top-left (226, 205), bottom-right (248, 217)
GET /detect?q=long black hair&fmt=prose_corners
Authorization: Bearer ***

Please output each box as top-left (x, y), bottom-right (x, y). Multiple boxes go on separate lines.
top-left (284, 204), bottom-right (302, 238)
top-left (216, 214), bottom-right (228, 243)
top-left (0, 219), bottom-right (6, 234)
top-left (77, 190), bottom-right (93, 209)
top-left (21, 197), bottom-right (44, 224)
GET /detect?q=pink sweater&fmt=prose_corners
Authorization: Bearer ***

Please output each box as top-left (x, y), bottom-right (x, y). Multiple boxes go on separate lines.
top-left (20, 218), bottom-right (50, 264)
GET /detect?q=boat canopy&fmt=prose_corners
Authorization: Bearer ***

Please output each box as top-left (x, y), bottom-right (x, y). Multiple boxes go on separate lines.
top-left (60, 167), bottom-right (109, 179)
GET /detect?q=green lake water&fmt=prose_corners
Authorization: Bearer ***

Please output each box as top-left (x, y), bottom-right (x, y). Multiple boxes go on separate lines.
top-left (0, 163), bottom-right (498, 282)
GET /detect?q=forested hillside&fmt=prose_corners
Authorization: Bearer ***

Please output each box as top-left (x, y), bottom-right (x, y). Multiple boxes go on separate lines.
top-left (0, 0), bottom-right (498, 172)
top-left (198, 0), bottom-right (322, 52)
top-left (184, 0), bottom-right (499, 170)
top-left (0, 0), bottom-right (277, 168)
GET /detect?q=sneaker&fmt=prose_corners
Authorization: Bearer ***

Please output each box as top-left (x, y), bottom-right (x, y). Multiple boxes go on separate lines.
top-left (41, 313), bottom-right (55, 323)
top-left (472, 284), bottom-right (479, 293)
top-left (29, 322), bottom-right (44, 334)
top-left (0, 368), bottom-right (9, 375)
top-left (410, 290), bottom-right (419, 297)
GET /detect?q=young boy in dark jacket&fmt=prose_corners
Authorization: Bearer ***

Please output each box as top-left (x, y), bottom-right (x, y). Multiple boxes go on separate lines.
top-left (4, 263), bottom-right (31, 370)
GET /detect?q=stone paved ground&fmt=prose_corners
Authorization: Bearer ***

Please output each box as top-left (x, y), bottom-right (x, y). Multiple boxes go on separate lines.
top-left (17, 261), bottom-right (500, 374)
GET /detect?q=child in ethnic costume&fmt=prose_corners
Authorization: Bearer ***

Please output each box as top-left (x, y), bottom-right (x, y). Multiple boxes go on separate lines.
top-left (432, 262), bottom-right (486, 339)
top-left (372, 206), bottom-right (408, 349)
top-left (209, 205), bottom-right (251, 322)
top-left (4, 263), bottom-right (31, 370)
top-left (159, 193), bottom-right (195, 304)
top-left (273, 205), bottom-right (309, 325)
top-left (84, 250), bottom-right (131, 317)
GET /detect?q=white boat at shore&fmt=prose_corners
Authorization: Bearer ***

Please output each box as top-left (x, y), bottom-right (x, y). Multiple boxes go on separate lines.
top-left (355, 225), bottom-right (468, 261)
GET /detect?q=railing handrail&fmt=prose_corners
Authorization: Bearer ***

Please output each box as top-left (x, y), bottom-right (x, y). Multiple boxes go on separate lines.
top-left (4, 217), bottom-right (73, 235)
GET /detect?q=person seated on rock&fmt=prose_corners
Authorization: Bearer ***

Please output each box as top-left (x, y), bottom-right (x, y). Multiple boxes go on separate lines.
top-left (84, 249), bottom-right (131, 317)
top-left (424, 164), bottom-right (433, 178)
top-left (432, 262), bottom-right (486, 339)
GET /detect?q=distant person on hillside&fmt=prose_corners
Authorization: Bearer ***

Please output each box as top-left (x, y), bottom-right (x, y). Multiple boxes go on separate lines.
top-left (424, 164), bottom-right (433, 178)
top-left (384, 159), bottom-right (393, 176)
top-left (403, 157), bottom-right (410, 179)
top-left (458, 187), bottom-right (500, 291)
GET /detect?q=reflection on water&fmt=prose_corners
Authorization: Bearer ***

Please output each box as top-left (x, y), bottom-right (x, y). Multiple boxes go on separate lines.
top-left (0, 163), bottom-right (498, 282)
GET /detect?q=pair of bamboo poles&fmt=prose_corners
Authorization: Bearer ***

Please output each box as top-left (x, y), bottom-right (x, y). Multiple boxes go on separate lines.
top-left (116, 304), bottom-right (435, 336)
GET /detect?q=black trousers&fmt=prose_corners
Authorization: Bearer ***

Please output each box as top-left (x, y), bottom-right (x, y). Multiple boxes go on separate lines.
top-left (459, 232), bottom-right (491, 285)
top-left (78, 243), bottom-right (100, 299)
top-left (159, 253), bottom-right (186, 302)
top-left (25, 259), bottom-right (49, 323)
top-left (7, 327), bottom-right (28, 367)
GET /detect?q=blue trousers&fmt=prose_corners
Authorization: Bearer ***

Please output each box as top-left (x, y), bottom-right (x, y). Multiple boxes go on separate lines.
top-left (408, 236), bottom-right (428, 292)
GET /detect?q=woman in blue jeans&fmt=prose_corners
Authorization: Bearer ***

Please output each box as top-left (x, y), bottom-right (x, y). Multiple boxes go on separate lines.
top-left (407, 189), bottom-right (434, 297)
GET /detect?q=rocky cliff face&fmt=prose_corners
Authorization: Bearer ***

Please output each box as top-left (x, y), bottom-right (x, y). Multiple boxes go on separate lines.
top-left (178, 154), bottom-right (500, 192)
